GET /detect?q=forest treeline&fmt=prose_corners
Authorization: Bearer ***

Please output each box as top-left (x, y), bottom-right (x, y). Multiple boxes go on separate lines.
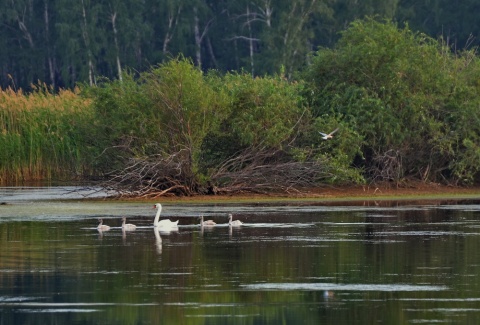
top-left (1, 0), bottom-right (480, 90)
top-left (2, 18), bottom-right (480, 195)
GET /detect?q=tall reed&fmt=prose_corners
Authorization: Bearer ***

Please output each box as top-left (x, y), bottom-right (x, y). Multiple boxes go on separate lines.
top-left (0, 84), bottom-right (93, 184)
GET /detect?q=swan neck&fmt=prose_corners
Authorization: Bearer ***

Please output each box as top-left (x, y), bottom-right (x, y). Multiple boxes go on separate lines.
top-left (154, 205), bottom-right (162, 227)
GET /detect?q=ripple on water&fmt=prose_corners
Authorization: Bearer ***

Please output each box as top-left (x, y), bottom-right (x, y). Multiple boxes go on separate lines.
top-left (409, 320), bottom-right (449, 324)
top-left (242, 282), bottom-right (448, 292)
top-left (17, 308), bottom-right (99, 313)
top-left (0, 296), bottom-right (38, 302)
top-left (374, 231), bottom-right (464, 236)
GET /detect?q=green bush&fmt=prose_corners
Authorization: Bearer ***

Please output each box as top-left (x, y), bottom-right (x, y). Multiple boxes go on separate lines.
top-left (302, 17), bottom-right (480, 184)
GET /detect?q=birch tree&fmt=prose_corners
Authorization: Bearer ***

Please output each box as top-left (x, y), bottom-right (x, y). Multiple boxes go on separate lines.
top-left (192, 3), bottom-right (214, 68)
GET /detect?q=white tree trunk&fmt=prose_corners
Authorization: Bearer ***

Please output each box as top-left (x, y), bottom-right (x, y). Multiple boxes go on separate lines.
top-left (111, 11), bottom-right (123, 81)
top-left (81, 0), bottom-right (95, 85)
top-left (43, 0), bottom-right (55, 88)
top-left (194, 7), bottom-right (202, 68)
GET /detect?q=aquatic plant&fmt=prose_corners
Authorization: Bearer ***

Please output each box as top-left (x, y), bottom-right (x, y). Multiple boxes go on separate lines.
top-left (0, 84), bottom-right (93, 184)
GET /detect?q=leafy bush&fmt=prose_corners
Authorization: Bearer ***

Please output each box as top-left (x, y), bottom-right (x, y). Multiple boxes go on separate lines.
top-left (302, 17), bottom-right (480, 184)
top-left (84, 58), bottom-right (364, 195)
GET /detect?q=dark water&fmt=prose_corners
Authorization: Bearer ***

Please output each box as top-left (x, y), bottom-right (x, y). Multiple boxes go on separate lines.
top-left (1, 188), bottom-right (480, 324)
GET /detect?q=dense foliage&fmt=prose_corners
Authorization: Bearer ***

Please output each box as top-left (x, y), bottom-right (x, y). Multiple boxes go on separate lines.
top-left (83, 59), bottom-right (361, 196)
top-left (303, 18), bottom-right (480, 185)
top-left (2, 1), bottom-right (480, 90)
top-left (2, 18), bottom-right (480, 194)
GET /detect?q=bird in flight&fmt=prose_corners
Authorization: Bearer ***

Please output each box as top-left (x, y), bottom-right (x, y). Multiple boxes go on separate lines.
top-left (319, 128), bottom-right (339, 140)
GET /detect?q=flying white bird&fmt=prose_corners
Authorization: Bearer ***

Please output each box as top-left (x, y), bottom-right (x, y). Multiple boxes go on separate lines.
top-left (319, 128), bottom-right (339, 140)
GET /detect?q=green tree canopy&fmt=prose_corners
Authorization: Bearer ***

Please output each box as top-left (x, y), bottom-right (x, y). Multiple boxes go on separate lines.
top-left (303, 17), bottom-right (480, 184)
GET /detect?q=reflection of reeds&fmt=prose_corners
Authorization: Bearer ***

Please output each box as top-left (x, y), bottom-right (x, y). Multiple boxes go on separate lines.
top-left (0, 84), bottom-right (92, 184)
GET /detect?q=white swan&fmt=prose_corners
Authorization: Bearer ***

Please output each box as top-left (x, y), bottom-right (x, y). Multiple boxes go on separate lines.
top-left (122, 217), bottom-right (136, 231)
top-left (153, 203), bottom-right (179, 228)
top-left (97, 218), bottom-right (110, 231)
top-left (228, 213), bottom-right (243, 226)
top-left (200, 215), bottom-right (216, 226)
top-left (319, 128), bottom-right (339, 140)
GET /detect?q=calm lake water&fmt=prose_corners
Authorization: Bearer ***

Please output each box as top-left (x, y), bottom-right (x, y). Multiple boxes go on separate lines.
top-left (1, 187), bottom-right (480, 324)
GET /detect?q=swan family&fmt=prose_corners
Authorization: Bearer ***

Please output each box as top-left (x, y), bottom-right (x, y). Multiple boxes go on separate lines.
top-left (199, 212), bottom-right (243, 227)
top-left (95, 203), bottom-right (243, 232)
top-left (97, 217), bottom-right (137, 232)
top-left (153, 203), bottom-right (243, 227)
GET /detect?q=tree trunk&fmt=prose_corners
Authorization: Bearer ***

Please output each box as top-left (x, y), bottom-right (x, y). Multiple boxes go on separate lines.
top-left (246, 5), bottom-right (254, 76)
top-left (193, 7), bottom-right (202, 68)
top-left (111, 11), bottom-right (123, 81)
top-left (80, 0), bottom-right (95, 86)
top-left (43, 0), bottom-right (55, 89)
top-left (162, 6), bottom-right (181, 58)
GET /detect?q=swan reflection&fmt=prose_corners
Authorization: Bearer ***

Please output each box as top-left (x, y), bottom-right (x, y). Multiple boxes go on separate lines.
top-left (122, 228), bottom-right (137, 243)
top-left (324, 290), bottom-right (335, 299)
top-left (154, 227), bottom-right (162, 254)
top-left (97, 228), bottom-right (109, 239)
top-left (199, 223), bottom-right (216, 236)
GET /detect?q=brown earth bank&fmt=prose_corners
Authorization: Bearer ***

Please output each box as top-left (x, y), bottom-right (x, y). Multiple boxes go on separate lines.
top-left (117, 182), bottom-right (480, 205)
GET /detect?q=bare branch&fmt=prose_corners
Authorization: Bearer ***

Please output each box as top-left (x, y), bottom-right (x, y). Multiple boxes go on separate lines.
top-left (226, 36), bottom-right (260, 42)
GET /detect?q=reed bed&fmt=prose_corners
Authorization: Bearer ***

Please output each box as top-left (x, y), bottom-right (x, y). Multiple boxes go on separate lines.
top-left (0, 84), bottom-right (93, 184)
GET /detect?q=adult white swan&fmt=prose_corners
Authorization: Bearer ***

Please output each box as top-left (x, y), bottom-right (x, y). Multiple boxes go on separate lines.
top-left (228, 214), bottom-right (243, 226)
top-left (153, 203), bottom-right (179, 228)
top-left (200, 215), bottom-right (216, 226)
top-left (122, 217), bottom-right (136, 231)
top-left (97, 218), bottom-right (110, 231)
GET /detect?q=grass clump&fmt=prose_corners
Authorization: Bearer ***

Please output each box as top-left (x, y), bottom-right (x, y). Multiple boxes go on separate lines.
top-left (0, 84), bottom-right (93, 184)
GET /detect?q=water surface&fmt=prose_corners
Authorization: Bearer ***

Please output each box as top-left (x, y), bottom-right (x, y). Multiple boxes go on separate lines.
top-left (1, 187), bottom-right (480, 324)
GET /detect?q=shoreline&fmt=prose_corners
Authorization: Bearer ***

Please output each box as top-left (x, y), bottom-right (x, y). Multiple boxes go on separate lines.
top-left (113, 184), bottom-right (480, 205)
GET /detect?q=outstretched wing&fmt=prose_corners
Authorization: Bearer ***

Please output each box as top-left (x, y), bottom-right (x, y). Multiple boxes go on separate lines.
top-left (318, 131), bottom-right (328, 137)
top-left (328, 128), bottom-right (339, 136)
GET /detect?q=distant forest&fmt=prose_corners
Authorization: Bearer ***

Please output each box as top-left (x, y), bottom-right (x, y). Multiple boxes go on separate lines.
top-left (2, 0), bottom-right (480, 90)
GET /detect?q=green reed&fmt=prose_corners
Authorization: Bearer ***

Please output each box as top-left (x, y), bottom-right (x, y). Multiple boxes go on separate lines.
top-left (0, 84), bottom-right (93, 184)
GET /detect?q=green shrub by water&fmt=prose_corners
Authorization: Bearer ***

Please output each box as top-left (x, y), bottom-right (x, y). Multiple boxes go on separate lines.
top-left (302, 18), bottom-right (480, 184)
